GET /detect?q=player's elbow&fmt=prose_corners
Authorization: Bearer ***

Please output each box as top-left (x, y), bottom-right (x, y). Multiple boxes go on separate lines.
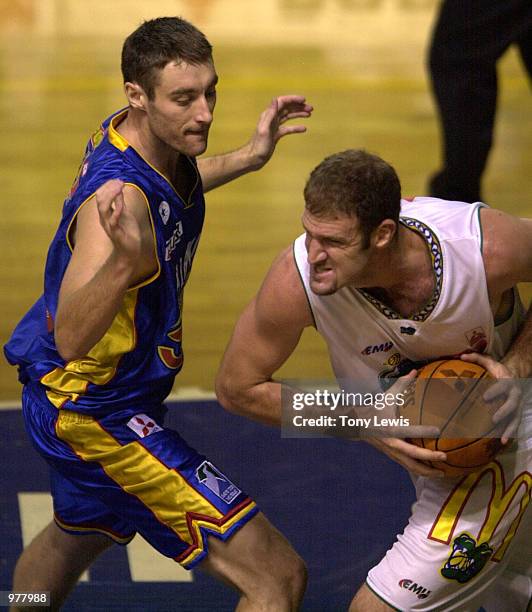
top-left (54, 328), bottom-right (87, 362)
top-left (215, 370), bottom-right (248, 416)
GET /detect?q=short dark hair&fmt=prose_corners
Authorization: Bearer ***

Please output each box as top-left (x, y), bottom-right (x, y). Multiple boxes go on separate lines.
top-left (304, 149), bottom-right (401, 248)
top-left (121, 17), bottom-right (213, 99)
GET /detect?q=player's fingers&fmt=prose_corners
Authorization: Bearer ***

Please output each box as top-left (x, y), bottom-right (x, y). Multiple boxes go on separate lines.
top-left (275, 94), bottom-right (308, 107)
top-left (261, 98), bottom-right (278, 121)
top-left (96, 180), bottom-right (124, 217)
top-left (483, 378), bottom-right (508, 401)
top-left (399, 425), bottom-right (440, 438)
top-left (367, 424), bottom-right (439, 438)
top-left (107, 194), bottom-right (124, 230)
top-left (387, 438), bottom-right (447, 463)
top-left (491, 382), bottom-right (521, 418)
top-left (385, 448), bottom-right (445, 477)
top-left (399, 457), bottom-right (445, 478)
top-left (276, 125), bottom-right (307, 140)
top-left (501, 414), bottom-right (520, 444)
top-left (96, 179), bottom-right (125, 205)
top-left (279, 111), bottom-right (313, 124)
top-left (460, 353), bottom-right (504, 378)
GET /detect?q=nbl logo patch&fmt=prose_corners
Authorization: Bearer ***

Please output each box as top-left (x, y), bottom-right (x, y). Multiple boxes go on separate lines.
top-left (195, 461), bottom-right (241, 504)
top-left (159, 200), bottom-right (171, 225)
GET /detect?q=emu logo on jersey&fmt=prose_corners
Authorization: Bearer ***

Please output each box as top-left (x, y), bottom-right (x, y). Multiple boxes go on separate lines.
top-left (159, 200), bottom-right (171, 224)
top-left (398, 579), bottom-right (431, 600)
top-left (361, 341), bottom-right (393, 356)
top-left (441, 533), bottom-right (493, 583)
top-left (195, 461), bottom-right (241, 503)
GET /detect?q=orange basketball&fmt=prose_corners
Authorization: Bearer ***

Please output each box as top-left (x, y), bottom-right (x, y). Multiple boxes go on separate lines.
top-left (400, 359), bottom-right (506, 477)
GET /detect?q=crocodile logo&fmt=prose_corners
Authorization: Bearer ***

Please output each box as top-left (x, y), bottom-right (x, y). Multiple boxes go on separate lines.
top-left (441, 533), bottom-right (493, 583)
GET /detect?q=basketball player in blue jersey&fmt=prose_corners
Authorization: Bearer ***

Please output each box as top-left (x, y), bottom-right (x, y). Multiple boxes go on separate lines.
top-left (216, 150), bottom-right (532, 611)
top-left (4, 17), bottom-right (311, 611)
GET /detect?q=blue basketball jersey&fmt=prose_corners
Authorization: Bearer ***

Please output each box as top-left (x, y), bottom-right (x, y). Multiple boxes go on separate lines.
top-left (5, 109), bottom-right (205, 415)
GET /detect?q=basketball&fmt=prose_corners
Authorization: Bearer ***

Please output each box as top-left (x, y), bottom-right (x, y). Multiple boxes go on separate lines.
top-left (400, 359), bottom-right (506, 477)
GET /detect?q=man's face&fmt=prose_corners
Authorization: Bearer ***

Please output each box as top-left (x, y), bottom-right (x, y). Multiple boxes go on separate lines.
top-left (146, 59), bottom-right (218, 156)
top-left (302, 209), bottom-right (373, 295)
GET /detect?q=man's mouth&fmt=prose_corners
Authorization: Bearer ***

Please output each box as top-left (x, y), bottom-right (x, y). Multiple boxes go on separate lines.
top-left (312, 266), bottom-right (333, 278)
top-left (186, 128), bottom-right (209, 136)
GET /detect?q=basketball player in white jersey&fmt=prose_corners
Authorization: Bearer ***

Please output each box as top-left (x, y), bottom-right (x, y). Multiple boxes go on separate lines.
top-left (215, 150), bottom-right (532, 611)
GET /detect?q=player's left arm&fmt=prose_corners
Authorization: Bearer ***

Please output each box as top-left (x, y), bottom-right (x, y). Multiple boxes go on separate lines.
top-left (197, 95), bottom-right (313, 192)
top-left (481, 208), bottom-right (532, 376)
top-left (462, 209), bottom-right (532, 441)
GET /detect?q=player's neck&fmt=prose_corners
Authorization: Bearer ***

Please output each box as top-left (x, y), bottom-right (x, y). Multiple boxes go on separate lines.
top-left (117, 110), bottom-right (180, 183)
top-left (370, 225), bottom-right (434, 311)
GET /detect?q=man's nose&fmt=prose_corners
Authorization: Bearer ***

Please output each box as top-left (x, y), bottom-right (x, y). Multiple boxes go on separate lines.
top-left (307, 237), bottom-right (326, 264)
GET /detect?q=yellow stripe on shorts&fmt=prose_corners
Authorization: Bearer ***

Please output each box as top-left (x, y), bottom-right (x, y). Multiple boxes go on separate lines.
top-left (55, 411), bottom-right (225, 546)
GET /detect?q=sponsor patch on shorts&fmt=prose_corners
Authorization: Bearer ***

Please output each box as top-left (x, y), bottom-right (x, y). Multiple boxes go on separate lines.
top-left (126, 414), bottom-right (163, 438)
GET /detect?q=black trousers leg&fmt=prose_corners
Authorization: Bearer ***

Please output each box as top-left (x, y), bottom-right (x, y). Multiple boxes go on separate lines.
top-left (428, 0), bottom-right (532, 202)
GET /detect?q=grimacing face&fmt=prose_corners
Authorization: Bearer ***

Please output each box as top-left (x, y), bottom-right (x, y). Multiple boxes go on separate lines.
top-left (145, 59), bottom-right (218, 157)
top-left (302, 209), bottom-right (375, 295)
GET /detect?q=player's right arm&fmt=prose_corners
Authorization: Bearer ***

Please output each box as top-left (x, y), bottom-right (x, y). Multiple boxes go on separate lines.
top-left (216, 249), bottom-right (447, 476)
top-left (215, 247), bottom-right (313, 426)
top-left (54, 180), bottom-right (157, 362)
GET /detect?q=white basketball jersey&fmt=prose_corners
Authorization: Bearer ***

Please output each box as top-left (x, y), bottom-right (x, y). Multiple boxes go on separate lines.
top-left (294, 197), bottom-right (525, 394)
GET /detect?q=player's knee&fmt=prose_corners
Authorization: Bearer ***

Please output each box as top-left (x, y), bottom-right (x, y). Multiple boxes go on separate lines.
top-left (277, 548), bottom-right (307, 602)
top-left (252, 550), bottom-right (307, 609)
top-left (245, 529), bottom-right (307, 606)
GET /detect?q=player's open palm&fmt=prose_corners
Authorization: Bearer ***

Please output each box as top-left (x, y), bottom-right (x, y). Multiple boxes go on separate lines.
top-left (95, 179), bottom-right (142, 262)
top-left (247, 95), bottom-right (313, 168)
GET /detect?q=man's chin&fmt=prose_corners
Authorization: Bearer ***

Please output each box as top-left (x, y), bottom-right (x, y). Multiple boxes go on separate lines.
top-left (180, 136), bottom-right (209, 157)
top-left (309, 280), bottom-right (336, 296)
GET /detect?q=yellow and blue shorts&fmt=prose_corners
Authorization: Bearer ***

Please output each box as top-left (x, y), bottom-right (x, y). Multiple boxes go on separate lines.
top-left (22, 383), bottom-right (258, 569)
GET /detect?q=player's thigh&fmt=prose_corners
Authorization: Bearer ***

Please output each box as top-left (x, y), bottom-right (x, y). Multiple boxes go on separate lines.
top-left (14, 520), bottom-right (113, 579)
top-left (43, 520), bottom-right (114, 560)
top-left (199, 512), bottom-right (306, 594)
top-left (349, 583), bottom-right (393, 612)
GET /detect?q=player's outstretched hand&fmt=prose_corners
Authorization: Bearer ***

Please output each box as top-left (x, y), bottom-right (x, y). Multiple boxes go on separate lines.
top-left (460, 352), bottom-right (522, 444)
top-left (246, 95), bottom-right (313, 170)
top-left (95, 179), bottom-right (142, 263)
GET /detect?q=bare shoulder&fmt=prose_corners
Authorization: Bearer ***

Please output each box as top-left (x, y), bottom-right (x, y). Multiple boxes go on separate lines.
top-left (255, 245), bottom-right (314, 329)
top-left (480, 208), bottom-right (532, 290)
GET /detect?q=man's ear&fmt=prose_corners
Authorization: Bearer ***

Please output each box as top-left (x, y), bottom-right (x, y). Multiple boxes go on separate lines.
top-left (124, 82), bottom-right (147, 110)
top-left (372, 219), bottom-right (397, 248)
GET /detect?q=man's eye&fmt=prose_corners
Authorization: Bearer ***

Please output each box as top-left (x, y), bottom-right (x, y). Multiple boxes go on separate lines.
top-left (206, 89), bottom-right (217, 99)
top-left (175, 97), bottom-right (192, 106)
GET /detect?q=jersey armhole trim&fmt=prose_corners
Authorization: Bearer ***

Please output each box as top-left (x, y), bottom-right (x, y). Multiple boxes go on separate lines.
top-left (292, 241), bottom-right (317, 329)
top-left (476, 203), bottom-right (487, 254)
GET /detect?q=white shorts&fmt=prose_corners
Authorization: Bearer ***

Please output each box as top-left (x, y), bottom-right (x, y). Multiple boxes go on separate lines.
top-left (367, 423), bottom-right (532, 611)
